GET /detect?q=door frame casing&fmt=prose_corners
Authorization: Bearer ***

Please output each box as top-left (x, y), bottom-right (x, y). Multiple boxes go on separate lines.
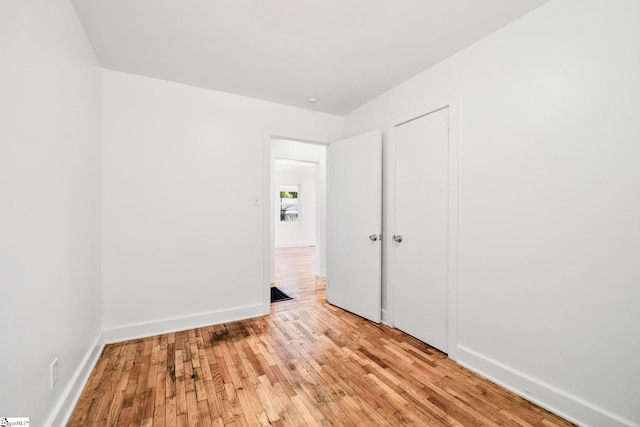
top-left (262, 130), bottom-right (330, 315)
top-left (385, 93), bottom-right (460, 361)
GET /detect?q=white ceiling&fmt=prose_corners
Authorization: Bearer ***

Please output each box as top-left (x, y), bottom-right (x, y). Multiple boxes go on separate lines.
top-left (71, 0), bottom-right (549, 115)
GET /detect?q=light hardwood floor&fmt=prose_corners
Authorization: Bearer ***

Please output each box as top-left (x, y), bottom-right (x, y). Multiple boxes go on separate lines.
top-left (68, 246), bottom-right (574, 426)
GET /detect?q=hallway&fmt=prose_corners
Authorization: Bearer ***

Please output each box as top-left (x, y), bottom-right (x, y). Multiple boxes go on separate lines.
top-left (272, 246), bottom-right (325, 312)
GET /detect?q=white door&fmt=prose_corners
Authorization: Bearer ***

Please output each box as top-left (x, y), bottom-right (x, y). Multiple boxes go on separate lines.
top-left (393, 108), bottom-right (449, 352)
top-left (326, 130), bottom-right (382, 323)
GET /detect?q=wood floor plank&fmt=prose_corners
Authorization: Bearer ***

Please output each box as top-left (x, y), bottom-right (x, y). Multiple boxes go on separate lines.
top-left (69, 246), bottom-right (575, 427)
top-left (218, 384), bottom-right (237, 424)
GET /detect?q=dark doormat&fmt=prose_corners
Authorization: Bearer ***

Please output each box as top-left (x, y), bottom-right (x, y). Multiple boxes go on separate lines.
top-left (271, 287), bottom-right (292, 303)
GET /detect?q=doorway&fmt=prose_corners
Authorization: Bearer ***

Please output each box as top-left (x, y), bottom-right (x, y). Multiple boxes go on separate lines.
top-left (268, 138), bottom-right (327, 305)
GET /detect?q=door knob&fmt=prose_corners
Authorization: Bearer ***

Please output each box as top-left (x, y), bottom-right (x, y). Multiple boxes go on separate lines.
top-left (393, 234), bottom-right (403, 243)
top-left (369, 234), bottom-right (379, 242)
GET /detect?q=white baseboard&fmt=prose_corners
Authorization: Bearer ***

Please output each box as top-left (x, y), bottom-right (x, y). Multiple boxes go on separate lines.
top-left (381, 308), bottom-right (391, 326)
top-left (103, 303), bottom-right (267, 344)
top-left (456, 345), bottom-right (638, 427)
top-left (45, 330), bottom-right (105, 427)
top-left (274, 242), bottom-right (316, 248)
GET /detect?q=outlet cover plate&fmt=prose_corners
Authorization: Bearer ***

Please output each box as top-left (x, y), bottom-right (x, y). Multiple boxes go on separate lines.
top-left (50, 358), bottom-right (59, 389)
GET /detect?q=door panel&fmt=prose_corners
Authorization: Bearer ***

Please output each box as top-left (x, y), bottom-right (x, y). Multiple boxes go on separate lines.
top-left (394, 108), bottom-right (449, 352)
top-left (326, 130), bottom-right (382, 323)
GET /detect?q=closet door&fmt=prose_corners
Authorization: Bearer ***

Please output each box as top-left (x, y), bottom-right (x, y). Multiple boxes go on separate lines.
top-left (393, 108), bottom-right (449, 353)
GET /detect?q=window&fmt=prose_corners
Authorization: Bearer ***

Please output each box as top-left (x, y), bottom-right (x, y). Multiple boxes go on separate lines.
top-left (280, 185), bottom-right (300, 223)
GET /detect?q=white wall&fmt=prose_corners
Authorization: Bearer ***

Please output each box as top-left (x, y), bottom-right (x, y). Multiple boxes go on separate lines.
top-left (0, 1), bottom-right (103, 425)
top-left (275, 160), bottom-right (317, 248)
top-left (101, 70), bottom-right (342, 341)
top-left (344, 1), bottom-right (640, 426)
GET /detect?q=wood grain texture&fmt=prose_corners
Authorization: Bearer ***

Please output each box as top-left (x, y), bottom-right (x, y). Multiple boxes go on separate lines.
top-left (69, 246), bottom-right (574, 426)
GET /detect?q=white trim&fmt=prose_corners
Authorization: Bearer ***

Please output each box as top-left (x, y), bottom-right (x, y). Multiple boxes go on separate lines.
top-left (457, 345), bottom-right (639, 427)
top-left (263, 130), bottom-right (273, 308)
top-left (103, 303), bottom-right (265, 344)
top-left (380, 308), bottom-right (391, 326)
top-left (385, 92), bottom-right (460, 360)
top-left (275, 242), bottom-right (316, 249)
top-left (263, 129), bottom-right (331, 307)
top-left (45, 331), bottom-right (105, 427)
top-left (447, 93), bottom-right (460, 362)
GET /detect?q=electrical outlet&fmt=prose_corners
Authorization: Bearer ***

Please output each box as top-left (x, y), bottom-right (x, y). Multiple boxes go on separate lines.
top-left (50, 358), bottom-right (59, 389)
